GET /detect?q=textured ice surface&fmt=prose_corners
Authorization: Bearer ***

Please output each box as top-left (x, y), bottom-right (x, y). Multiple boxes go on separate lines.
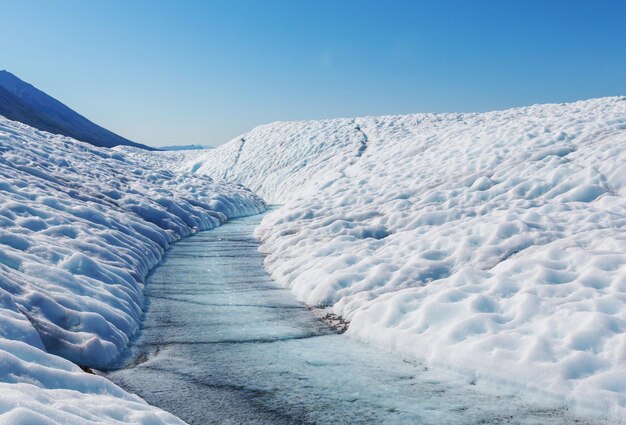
top-left (109, 214), bottom-right (615, 424)
top-left (180, 97), bottom-right (626, 417)
top-left (115, 146), bottom-right (204, 172)
top-left (0, 115), bottom-right (265, 423)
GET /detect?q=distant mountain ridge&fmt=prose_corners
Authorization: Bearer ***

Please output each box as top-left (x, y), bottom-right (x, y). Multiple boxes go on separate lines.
top-left (0, 70), bottom-right (155, 150)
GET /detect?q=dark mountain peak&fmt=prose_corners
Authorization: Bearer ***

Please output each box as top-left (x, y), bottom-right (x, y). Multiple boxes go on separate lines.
top-left (0, 70), bottom-right (42, 99)
top-left (0, 70), bottom-right (25, 90)
top-left (0, 71), bottom-right (155, 150)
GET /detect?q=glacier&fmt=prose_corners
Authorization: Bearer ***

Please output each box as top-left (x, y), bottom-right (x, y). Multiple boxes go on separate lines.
top-left (0, 115), bottom-right (265, 423)
top-left (1, 96), bottom-right (625, 422)
top-left (176, 97), bottom-right (626, 417)
top-left (105, 213), bottom-right (619, 424)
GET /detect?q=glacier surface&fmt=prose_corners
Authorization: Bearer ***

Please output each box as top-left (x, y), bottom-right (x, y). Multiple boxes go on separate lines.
top-left (180, 97), bottom-right (626, 417)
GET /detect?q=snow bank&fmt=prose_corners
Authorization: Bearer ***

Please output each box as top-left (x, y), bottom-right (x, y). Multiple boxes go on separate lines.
top-left (0, 115), bottom-right (265, 423)
top-left (0, 339), bottom-right (185, 424)
top-left (185, 97), bottom-right (626, 417)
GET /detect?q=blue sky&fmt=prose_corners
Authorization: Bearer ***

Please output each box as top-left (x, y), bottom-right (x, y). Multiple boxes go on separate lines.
top-left (1, 1), bottom-right (625, 147)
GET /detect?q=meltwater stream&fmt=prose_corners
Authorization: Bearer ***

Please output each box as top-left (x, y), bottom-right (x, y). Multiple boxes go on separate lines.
top-left (107, 214), bottom-right (609, 425)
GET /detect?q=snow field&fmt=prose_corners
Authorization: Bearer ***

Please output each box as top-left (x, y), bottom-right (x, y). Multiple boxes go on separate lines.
top-left (0, 115), bottom-right (265, 423)
top-left (186, 97), bottom-right (626, 417)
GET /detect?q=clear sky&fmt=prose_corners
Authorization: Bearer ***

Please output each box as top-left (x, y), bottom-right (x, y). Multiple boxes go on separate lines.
top-left (1, 1), bottom-right (625, 147)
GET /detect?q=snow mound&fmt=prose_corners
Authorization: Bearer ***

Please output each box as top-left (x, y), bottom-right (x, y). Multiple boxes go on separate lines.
top-left (185, 97), bottom-right (626, 417)
top-left (0, 115), bottom-right (265, 422)
top-left (0, 339), bottom-right (185, 424)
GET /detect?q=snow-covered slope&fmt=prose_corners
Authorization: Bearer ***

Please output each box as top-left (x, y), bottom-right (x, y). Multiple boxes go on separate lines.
top-left (114, 145), bottom-right (205, 172)
top-left (184, 97), bottom-right (626, 416)
top-left (0, 115), bottom-right (265, 423)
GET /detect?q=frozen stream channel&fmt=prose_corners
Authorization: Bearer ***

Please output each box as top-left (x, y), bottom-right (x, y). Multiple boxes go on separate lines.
top-left (106, 214), bottom-right (612, 425)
